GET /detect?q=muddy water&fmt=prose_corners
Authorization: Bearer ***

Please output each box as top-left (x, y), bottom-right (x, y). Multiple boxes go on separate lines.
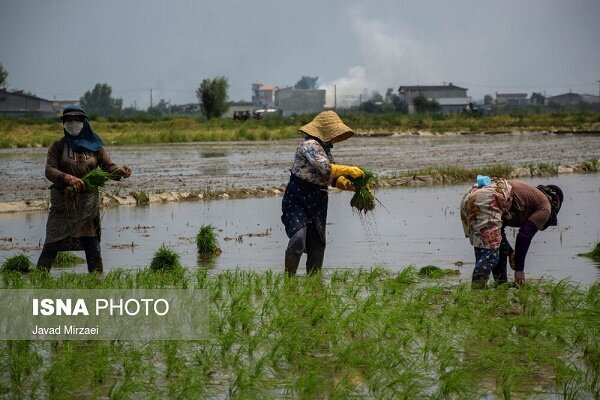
top-left (1, 174), bottom-right (598, 285)
top-left (1, 133), bottom-right (599, 202)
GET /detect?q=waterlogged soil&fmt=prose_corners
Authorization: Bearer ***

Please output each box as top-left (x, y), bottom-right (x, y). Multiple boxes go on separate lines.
top-left (1, 174), bottom-right (598, 285)
top-left (1, 132), bottom-right (600, 202)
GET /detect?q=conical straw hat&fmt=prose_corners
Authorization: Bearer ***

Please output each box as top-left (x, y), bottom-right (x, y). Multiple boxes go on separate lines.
top-left (299, 111), bottom-right (354, 143)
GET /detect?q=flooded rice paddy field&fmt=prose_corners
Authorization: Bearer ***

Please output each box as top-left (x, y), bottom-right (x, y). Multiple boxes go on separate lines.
top-left (1, 174), bottom-right (598, 285)
top-left (1, 132), bottom-right (600, 202)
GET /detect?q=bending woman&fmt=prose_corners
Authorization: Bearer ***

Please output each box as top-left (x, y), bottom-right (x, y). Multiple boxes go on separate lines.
top-left (460, 178), bottom-right (563, 288)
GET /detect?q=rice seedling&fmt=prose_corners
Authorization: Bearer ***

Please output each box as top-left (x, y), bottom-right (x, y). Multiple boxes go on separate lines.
top-left (82, 168), bottom-right (117, 192)
top-left (418, 265), bottom-right (460, 278)
top-left (579, 242), bottom-right (600, 260)
top-left (51, 251), bottom-right (86, 268)
top-left (149, 245), bottom-right (181, 271)
top-left (1, 253), bottom-right (33, 273)
top-left (196, 224), bottom-right (222, 256)
top-left (130, 190), bottom-right (149, 205)
top-left (0, 266), bottom-right (597, 399)
top-left (350, 168), bottom-right (376, 213)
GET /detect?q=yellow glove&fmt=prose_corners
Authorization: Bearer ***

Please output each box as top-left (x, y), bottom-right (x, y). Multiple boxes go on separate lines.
top-left (335, 176), bottom-right (356, 191)
top-left (330, 164), bottom-right (364, 179)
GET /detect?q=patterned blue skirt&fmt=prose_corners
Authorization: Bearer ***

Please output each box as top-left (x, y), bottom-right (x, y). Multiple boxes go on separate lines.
top-left (281, 174), bottom-right (328, 244)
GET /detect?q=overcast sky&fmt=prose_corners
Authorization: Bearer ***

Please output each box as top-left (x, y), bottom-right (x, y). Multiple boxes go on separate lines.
top-left (1, 0), bottom-right (599, 108)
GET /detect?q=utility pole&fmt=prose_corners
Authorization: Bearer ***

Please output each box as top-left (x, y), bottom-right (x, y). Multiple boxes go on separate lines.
top-left (597, 80), bottom-right (600, 104)
top-left (150, 88), bottom-right (153, 109)
top-left (334, 85), bottom-right (337, 111)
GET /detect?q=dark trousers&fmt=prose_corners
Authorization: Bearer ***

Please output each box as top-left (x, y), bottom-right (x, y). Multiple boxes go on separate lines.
top-left (37, 237), bottom-right (103, 273)
top-left (472, 232), bottom-right (510, 289)
top-left (285, 224), bottom-right (325, 276)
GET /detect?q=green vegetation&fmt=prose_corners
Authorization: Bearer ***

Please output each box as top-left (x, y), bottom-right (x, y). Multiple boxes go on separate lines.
top-left (388, 163), bottom-right (515, 184)
top-left (0, 266), bottom-right (597, 398)
top-left (81, 168), bottom-right (117, 192)
top-left (350, 168), bottom-right (376, 213)
top-left (1, 112), bottom-right (599, 148)
top-left (1, 253), bottom-right (33, 273)
top-left (196, 225), bottom-right (222, 256)
top-left (579, 242), bottom-right (600, 260)
top-left (197, 76), bottom-right (229, 119)
top-left (149, 245), bottom-right (181, 271)
top-left (418, 265), bottom-right (460, 278)
top-left (52, 252), bottom-right (86, 268)
top-left (130, 190), bottom-right (150, 205)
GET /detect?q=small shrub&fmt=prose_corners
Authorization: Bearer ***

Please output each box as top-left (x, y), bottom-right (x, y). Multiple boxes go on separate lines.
top-left (1, 254), bottom-right (34, 273)
top-left (150, 245), bottom-right (181, 271)
top-left (196, 225), bottom-right (222, 256)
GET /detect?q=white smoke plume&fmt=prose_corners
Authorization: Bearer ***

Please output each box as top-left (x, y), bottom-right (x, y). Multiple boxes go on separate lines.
top-left (321, 7), bottom-right (440, 107)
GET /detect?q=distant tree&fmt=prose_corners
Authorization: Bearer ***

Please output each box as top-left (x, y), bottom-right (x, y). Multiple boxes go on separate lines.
top-left (358, 100), bottom-right (382, 113)
top-left (196, 76), bottom-right (229, 119)
top-left (370, 91), bottom-right (383, 103)
top-left (530, 92), bottom-right (546, 106)
top-left (80, 83), bottom-right (123, 117)
top-left (294, 76), bottom-right (318, 90)
top-left (413, 94), bottom-right (441, 113)
top-left (147, 99), bottom-right (170, 116)
top-left (0, 63), bottom-right (7, 88)
top-left (484, 94), bottom-right (494, 106)
top-left (391, 95), bottom-right (408, 114)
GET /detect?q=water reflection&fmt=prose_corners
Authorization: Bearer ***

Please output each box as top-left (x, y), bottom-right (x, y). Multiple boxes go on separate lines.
top-left (0, 174), bottom-right (598, 285)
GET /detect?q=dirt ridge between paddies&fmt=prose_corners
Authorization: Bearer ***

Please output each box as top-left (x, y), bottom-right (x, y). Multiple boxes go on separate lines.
top-left (1, 159), bottom-right (597, 214)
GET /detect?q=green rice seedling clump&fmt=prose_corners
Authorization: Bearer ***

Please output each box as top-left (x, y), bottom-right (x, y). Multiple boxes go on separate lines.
top-left (149, 245), bottom-right (181, 271)
top-left (579, 242), bottom-right (600, 260)
top-left (197, 225), bottom-right (222, 256)
top-left (52, 251), bottom-right (86, 268)
top-left (350, 168), bottom-right (376, 213)
top-left (1, 253), bottom-right (34, 273)
top-left (82, 168), bottom-right (117, 191)
top-left (418, 265), bottom-right (460, 278)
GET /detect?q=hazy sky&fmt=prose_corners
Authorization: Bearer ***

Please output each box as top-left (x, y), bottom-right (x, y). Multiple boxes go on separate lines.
top-left (1, 0), bottom-right (599, 108)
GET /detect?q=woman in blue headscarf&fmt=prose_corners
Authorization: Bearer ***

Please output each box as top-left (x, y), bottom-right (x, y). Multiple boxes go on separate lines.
top-left (36, 105), bottom-right (131, 273)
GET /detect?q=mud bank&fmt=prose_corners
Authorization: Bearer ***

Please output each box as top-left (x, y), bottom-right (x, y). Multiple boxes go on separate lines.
top-left (0, 159), bottom-right (597, 214)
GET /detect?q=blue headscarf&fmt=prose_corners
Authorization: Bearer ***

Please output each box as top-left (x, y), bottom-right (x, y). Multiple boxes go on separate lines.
top-left (60, 105), bottom-right (104, 152)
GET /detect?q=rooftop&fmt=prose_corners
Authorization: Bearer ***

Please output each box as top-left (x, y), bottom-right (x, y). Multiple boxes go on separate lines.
top-left (399, 84), bottom-right (468, 91)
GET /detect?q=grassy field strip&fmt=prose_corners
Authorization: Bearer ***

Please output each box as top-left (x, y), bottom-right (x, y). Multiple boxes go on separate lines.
top-left (0, 266), bottom-right (598, 399)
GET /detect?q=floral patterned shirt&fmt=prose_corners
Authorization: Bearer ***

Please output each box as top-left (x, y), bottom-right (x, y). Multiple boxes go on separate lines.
top-left (290, 138), bottom-right (335, 188)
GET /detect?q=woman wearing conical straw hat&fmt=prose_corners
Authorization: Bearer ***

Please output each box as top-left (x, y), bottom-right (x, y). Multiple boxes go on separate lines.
top-left (281, 111), bottom-right (363, 276)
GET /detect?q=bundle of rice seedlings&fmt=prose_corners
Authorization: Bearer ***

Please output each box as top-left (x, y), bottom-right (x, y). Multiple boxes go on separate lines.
top-left (579, 242), bottom-right (600, 260)
top-left (418, 265), bottom-right (460, 278)
top-left (52, 251), bottom-right (86, 268)
top-left (349, 168), bottom-right (376, 213)
top-left (82, 168), bottom-right (117, 192)
top-left (64, 168), bottom-right (117, 208)
top-left (1, 253), bottom-right (34, 273)
top-left (197, 225), bottom-right (222, 256)
top-left (149, 245), bottom-right (181, 271)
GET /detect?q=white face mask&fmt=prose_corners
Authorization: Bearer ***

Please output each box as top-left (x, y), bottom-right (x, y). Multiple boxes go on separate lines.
top-left (64, 121), bottom-right (84, 137)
